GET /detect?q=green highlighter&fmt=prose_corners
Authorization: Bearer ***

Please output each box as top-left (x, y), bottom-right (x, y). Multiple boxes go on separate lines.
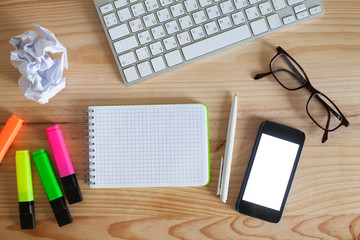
top-left (32, 149), bottom-right (72, 227)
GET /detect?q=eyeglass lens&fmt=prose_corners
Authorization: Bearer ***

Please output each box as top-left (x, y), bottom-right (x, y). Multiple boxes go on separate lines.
top-left (271, 54), bottom-right (306, 90)
top-left (307, 93), bottom-right (342, 131)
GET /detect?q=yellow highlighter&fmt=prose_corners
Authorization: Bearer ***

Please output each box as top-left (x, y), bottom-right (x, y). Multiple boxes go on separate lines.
top-left (16, 150), bottom-right (35, 229)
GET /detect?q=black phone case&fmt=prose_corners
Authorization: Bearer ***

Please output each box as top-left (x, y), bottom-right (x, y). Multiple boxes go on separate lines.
top-left (235, 121), bottom-right (305, 223)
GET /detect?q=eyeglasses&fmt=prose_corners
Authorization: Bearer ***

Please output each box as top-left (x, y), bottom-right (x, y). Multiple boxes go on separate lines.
top-left (254, 46), bottom-right (349, 143)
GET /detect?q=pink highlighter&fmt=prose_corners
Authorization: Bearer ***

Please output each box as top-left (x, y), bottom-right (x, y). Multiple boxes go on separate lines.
top-left (47, 125), bottom-right (83, 204)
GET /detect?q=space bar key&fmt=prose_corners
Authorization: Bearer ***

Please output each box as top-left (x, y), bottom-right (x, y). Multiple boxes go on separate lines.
top-left (182, 25), bottom-right (252, 61)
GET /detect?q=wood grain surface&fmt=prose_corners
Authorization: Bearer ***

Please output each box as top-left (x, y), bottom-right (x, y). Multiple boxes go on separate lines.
top-left (0, 0), bottom-right (359, 239)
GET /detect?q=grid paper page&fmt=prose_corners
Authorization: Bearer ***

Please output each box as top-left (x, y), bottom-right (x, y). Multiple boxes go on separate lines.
top-left (88, 104), bottom-right (209, 188)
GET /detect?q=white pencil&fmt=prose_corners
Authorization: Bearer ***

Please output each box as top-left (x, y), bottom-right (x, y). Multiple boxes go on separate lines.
top-left (217, 94), bottom-right (237, 203)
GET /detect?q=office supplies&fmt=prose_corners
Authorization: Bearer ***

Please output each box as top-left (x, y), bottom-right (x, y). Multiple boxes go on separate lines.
top-left (32, 149), bottom-right (72, 227)
top-left (217, 94), bottom-right (237, 203)
top-left (86, 104), bottom-right (209, 188)
top-left (47, 125), bottom-right (83, 204)
top-left (254, 46), bottom-right (349, 143)
top-left (93, 0), bottom-right (324, 85)
top-left (10, 25), bottom-right (68, 104)
top-left (0, 114), bottom-right (23, 164)
top-left (16, 150), bottom-right (35, 229)
top-left (236, 121), bottom-right (305, 223)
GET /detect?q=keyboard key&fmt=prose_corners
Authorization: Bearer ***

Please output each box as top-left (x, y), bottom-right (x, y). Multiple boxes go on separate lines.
top-left (193, 10), bottom-right (207, 25)
top-left (184, 0), bottom-right (199, 12)
top-left (137, 61), bottom-right (153, 77)
top-left (170, 3), bottom-right (185, 17)
top-left (117, 8), bottom-right (132, 22)
top-left (157, 8), bottom-right (171, 22)
top-left (220, 1), bottom-right (235, 15)
top-left (287, 0), bottom-right (303, 6)
top-left (309, 6), bottom-right (322, 15)
top-left (296, 10), bottom-right (309, 20)
top-left (272, 0), bottom-right (286, 10)
top-left (131, 2), bottom-right (145, 16)
top-left (100, 3), bottom-right (113, 14)
top-left (145, 0), bottom-right (160, 11)
top-left (179, 15), bottom-right (194, 29)
top-left (165, 20), bottom-right (180, 34)
top-left (114, 0), bottom-right (127, 9)
top-left (165, 50), bottom-right (183, 67)
top-left (143, 13), bottom-right (158, 27)
top-left (103, 13), bottom-right (118, 27)
top-left (182, 25), bottom-right (251, 60)
top-left (149, 41), bottom-right (164, 55)
top-left (249, 0), bottom-right (261, 4)
top-left (267, 14), bottom-right (281, 29)
top-left (283, 15), bottom-right (296, 24)
top-left (151, 56), bottom-right (166, 72)
top-left (204, 21), bottom-right (219, 35)
top-left (250, 18), bottom-right (268, 35)
top-left (136, 47), bottom-right (150, 60)
top-left (190, 26), bottom-right (205, 40)
top-left (177, 31), bottom-right (191, 45)
top-left (218, 16), bottom-right (233, 30)
top-left (123, 67), bottom-right (138, 82)
top-left (108, 24), bottom-right (130, 40)
top-left (245, 7), bottom-right (260, 21)
top-left (151, 26), bottom-right (166, 39)
top-left (259, 2), bottom-right (273, 15)
top-left (233, 0), bottom-right (247, 9)
top-left (163, 36), bottom-right (178, 50)
top-left (206, 5), bottom-right (220, 19)
top-left (232, 11), bottom-right (246, 25)
top-left (129, 19), bottom-right (144, 32)
top-left (160, 0), bottom-right (173, 7)
top-left (294, 4), bottom-right (306, 13)
top-left (119, 51), bottom-right (136, 67)
top-left (114, 36), bottom-right (139, 54)
top-left (138, 30), bottom-right (152, 44)
top-left (199, 0), bottom-right (212, 8)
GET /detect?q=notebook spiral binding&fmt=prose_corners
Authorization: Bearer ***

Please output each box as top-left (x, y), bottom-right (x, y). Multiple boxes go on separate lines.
top-left (84, 108), bottom-right (96, 186)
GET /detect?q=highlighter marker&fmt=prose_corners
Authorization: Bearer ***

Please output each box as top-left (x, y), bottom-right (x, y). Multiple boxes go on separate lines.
top-left (46, 125), bottom-right (82, 204)
top-left (0, 114), bottom-right (23, 163)
top-left (32, 149), bottom-right (72, 227)
top-left (16, 150), bottom-right (35, 229)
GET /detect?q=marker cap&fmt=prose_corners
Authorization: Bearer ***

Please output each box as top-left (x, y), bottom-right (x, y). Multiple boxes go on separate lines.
top-left (50, 196), bottom-right (73, 227)
top-left (61, 174), bottom-right (83, 204)
top-left (18, 201), bottom-right (36, 229)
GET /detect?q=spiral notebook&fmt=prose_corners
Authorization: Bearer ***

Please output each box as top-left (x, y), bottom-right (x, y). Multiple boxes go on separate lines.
top-left (86, 104), bottom-right (209, 188)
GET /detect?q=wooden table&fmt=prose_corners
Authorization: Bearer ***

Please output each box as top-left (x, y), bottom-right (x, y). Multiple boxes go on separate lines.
top-left (0, 0), bottom-right (359, 239)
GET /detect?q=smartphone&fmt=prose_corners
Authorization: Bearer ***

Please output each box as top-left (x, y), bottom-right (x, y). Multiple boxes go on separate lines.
top-left (236, 121), bottom-right (305, 223)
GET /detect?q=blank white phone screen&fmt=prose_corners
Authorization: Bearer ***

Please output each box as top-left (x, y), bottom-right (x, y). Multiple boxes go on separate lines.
top-left (242, 133), bottom-right (299, 211)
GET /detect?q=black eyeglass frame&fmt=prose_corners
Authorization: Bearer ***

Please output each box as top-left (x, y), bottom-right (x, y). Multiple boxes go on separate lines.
top-left (254, 46), bottom-right (350, 143)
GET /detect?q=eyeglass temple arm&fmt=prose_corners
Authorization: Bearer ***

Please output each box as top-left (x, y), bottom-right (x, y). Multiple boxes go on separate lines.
top-left (254, 72), bottom-right (272, 80)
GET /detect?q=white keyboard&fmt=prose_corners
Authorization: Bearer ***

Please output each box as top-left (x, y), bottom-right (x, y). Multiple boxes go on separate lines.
top-left (94, 0), bottom-right (324, 85)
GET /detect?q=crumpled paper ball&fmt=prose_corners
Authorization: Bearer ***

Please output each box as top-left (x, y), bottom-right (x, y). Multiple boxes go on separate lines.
top-left (9, 24), bottom-right (68, 104)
